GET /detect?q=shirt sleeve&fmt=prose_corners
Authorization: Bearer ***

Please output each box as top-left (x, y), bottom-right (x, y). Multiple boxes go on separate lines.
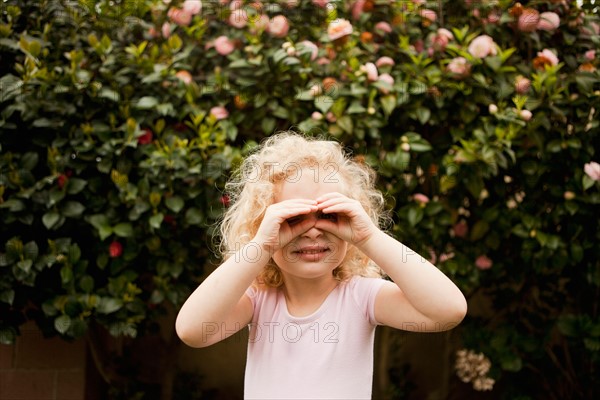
top-left (350, 276), bottom-right (387, 326)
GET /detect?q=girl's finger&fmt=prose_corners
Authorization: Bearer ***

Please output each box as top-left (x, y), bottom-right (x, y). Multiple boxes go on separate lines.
top-left (315, 192), bottom-right (346, 203)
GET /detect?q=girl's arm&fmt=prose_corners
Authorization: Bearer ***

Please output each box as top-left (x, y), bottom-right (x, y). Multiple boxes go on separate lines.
top-left (315, 193), bottom-right (467, 332)
top-left (175, 199), bottom-right (319, 347)
top-left (359, 231), bottom-right (467, 332)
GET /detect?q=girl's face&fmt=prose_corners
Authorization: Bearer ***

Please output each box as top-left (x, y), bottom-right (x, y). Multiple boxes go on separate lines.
top-left (271, 166), bottom-right (348, 282)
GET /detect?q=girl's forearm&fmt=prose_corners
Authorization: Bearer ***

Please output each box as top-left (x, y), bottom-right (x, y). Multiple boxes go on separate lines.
top-left (176, 242), bottom-right (270, 337)
top-left (358, 230), bottom-right (467, 322)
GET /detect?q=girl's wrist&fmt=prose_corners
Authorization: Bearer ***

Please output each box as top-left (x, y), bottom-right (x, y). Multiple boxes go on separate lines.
top-left (354, 228), bottom-right (384, 254)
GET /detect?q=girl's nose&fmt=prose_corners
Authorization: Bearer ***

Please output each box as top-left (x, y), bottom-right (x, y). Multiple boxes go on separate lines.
top-left (301, 213), bottom-right (323, 238)
top-left (302, 225), bottom-right (323, 239)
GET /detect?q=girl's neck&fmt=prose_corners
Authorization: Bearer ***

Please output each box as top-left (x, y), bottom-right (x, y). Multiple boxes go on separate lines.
top-left (281, 275), bottom-right (339, 317)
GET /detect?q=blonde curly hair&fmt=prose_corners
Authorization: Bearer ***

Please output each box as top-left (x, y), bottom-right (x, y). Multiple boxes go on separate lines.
top-left (219, 131), bottom-right (386, 287)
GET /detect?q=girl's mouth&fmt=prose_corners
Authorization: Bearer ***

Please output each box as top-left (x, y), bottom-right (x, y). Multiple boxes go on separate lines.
top-left (292, 245), bottom-right (331, 261)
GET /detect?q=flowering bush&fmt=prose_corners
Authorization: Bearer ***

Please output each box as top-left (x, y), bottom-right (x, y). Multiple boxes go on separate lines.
top-left (1, 0), bottom-right (599, 398)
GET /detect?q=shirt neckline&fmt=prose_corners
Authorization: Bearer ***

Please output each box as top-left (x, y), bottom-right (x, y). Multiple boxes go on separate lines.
top-left (278, 281), bottom-right (344, 324)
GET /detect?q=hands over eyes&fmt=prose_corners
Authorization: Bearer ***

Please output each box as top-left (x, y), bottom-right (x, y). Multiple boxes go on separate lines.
top-left (253, 193), bottom-right (377, 253)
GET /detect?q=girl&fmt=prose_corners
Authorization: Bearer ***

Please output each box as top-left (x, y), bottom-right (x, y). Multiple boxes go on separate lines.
top-left (176, 132), bottom-right (467, 399)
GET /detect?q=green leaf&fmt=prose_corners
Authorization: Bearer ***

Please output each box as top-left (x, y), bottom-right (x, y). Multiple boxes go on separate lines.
top-left (314, 96), bottom-right (333, 113)
top-left (409, 141), bottom-right (432, 152)
top-left (261, 117), bottom-right (276, 134)
top-left (60, 265), bottom-right (73, 285)
top-left (295, 89), bottom-right (315, 101)
top-left (583, 338), bottom-right (600, 351)
top-left (96, 297), bottom-right (123, 314)
top-left (0, 289), bottom-right (15, 305)
top-left (500, 354), bottom-right (522, 372)
top-left (48, 188), bottom-right (65, 206)
top-left (470, 220), bottom-right (490, 241)
top-left (149, 213), bottom-right (164, 229)
top-left (20, 152), bottom-right (39, 170)
top-left (415, 107), bottom-right (431, 124)
top-left (165, 196), bottom-right (185, 213)
top-left (380, 95), bottom-right (396, 116)
top-left (0, 199), bottom-right (25, 212)
top-left (79, 275), bottom-right (94, 293)
top-left (87, 215), bottom-right (113, 240)
top-left (0, 327), bottom-right (17, 345)
top-left (583, 175), bottom-right (595, 191)
top-left (54, 315), bottom-right (71, 334)
top-left (337, 116), bottom-right (353, 134)
top-left (407, 206), bottom-right (424, 227)
top-left (61, 201), bottom-right (85, 218)
top-left (484, 56), bottom-right (502, 71)
top-left (42, 212), bottom-right (60, 229)
top-left (185, 208), bottom-right (203, 225)
top-left (557, 315), bottom-right (578, 337)
top-left (135, 96), bottom-right (158, 109)
top-left (67, 178), bottom-right (87, 194)
top-left (168, 34), bottom-right (183, 52)
top-left (575, 74), bottom-right (597, 93)
top-left (68, 244), bottom-right (81, 264)
top-left (113, 223), bottom-right (134, 237)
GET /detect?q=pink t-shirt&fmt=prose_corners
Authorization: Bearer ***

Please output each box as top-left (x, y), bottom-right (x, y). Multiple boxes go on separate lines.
top-left (244, 276), bottom-right (386, 399)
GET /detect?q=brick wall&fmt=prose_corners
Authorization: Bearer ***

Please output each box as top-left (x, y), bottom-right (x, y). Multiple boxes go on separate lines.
top-left (0, 321), bottom-right (86, 400)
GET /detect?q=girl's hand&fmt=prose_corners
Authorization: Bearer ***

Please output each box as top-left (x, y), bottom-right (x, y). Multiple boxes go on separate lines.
top-left (252, 199), bottom-right (319, 254)
top-left (314, 192), bottom-right (378, 246)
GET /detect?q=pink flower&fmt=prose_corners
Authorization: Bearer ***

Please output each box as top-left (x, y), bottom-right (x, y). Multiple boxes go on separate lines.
top-left (182, 0), bottom-right (202, 15)
top-left (453, 220), bottom-right (469, 238)
top-left (352, 0), bottom-right (366, 20)
top-left (514, 75), bottom-right (531, 94)
top-left (167, 7), bottom-right (193, 26)
top-left (364, 62), bottom-right (378, 81)
top-left (413, 193), bottom-right (430, 204)
top-left (328, 19), bottom-right (353, 41)
top-left (210, 106), bottom-right (229, 120)
top-left (57, 174), bottom-right (68, 189)
top-left (447, 57), bottom-right (471, 78)
top-left (375, 21), bottom-right (393, 34)
top-left (468, 35), bottom-right (497, 58)
top-left (229, 0), bottom-right (243, 10)
top-left (297, 40), bottom-right (318, 61)
top-left (148, 27), bottom-right (158, 38)
top-left (109, 241), bottom-right (123, 258)
top-left (326, 112), bottom-right (337, 122)
top-left (537, 48), bottom-right (559, 66)
top-left (220, 195), bottom-right (230, 207)
top-left (584, 161), bottom-right (600, 181)
top-left (475, 255), bottom-right (493, 270)
top-left (518, 8), bottom-right (540, 32)
top-left (487, 11), bottom-right (501, 24)
top-left (138, 128), bottom-right (153, 145)
top-left (268, 15), bottom-right (289, 38)
top-left (432, 28), bottom-right (454, 52)
top-left (375, 56), bottom-right (395, 68)
top-left (214, 36), bottom-right (235, 55)
top-left (537, 11), bottom-right (560, 31)
top-left (175, 70), bottom-right (193, 85)
top-left (161, 22), bottom-right (171, 38)
top-left (420, 9), bottom-right (437, 22)
top-left (229, 9), bottom-right (248, 28)
top-left (249, 15), bottom-right (270, 34)
top-left (311, 111), bottom-right (323, 120)
top-left (312, 0), bottom-right (330, 8)
top-left (520, 109), bottom-right (532, 121)
top-left (377, 73), bottom-right (394, 94)
top-left (585, 50), bottom-right (596, 61)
